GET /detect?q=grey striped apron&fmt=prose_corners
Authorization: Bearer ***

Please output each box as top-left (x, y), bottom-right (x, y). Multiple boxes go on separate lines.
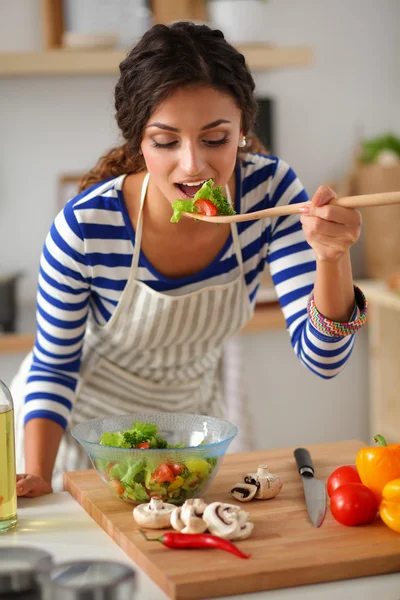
top-left (13, 173), bottom-right (254, 490)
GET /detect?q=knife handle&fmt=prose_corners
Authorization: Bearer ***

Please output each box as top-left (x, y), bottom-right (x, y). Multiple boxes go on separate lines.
top-left (294, 448), bottom-right (314, 476)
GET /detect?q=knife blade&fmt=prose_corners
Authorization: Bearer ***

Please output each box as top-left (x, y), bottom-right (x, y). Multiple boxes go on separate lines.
top-left (294, 447), bottom-right (326, 528)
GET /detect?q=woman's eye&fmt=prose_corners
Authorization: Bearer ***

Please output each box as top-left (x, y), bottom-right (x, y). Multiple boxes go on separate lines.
top-left (203, 137), bottom-right (230, 147)
top-left (152, 140), bottom-right (178, 149)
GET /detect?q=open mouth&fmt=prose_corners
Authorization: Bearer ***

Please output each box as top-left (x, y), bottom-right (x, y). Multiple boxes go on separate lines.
top-left (175, 181), bottom-right (207, 199)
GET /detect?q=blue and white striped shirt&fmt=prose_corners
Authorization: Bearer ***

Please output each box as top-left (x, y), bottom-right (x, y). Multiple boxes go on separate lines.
top-left (25, 154), bottom-right (357, 429)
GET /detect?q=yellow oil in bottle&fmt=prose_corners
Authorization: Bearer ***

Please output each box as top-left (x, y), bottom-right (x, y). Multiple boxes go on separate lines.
top-left (0, 406), bottom-right (17, 533)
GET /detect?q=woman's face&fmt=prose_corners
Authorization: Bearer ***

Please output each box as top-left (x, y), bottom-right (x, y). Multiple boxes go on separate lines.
top-left (141, 85), bottom-right (243, 204)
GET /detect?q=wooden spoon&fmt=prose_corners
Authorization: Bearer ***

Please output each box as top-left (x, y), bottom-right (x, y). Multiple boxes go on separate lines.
top-left (182, 190), bottom-right (400, 224)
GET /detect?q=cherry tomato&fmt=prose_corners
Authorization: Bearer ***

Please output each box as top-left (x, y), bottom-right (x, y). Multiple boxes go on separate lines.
top-left (169, 463), bottom-right (185, 476)
top-left (137, 442), bottom-right (150, 449)
top-left (327, 465), bottom-right (361, 497)
top-left (110, 479), bottom-right (124, 497)
top-left (194, 199), bottom-right (218, 216)
top-left (152, 463), bottom-right (175, 483)
top-left (103, 461), bottom-right (117, 481)
top-left (330, 483), bottom-right (378, 526)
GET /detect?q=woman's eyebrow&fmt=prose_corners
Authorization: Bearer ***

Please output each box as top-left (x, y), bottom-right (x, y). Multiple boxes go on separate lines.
top-left (146, 119), bottom-right (231, 132)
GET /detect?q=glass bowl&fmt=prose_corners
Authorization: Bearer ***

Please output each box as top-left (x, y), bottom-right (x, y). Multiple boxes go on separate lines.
top-left (71, 413), bottom-right (237, 505)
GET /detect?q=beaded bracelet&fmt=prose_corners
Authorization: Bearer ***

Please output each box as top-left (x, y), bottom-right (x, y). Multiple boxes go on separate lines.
top-left (307, 285), bottom-right (368, 337)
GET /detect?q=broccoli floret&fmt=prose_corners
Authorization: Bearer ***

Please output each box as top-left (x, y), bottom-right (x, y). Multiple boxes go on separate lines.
top-left (207, 183), bottom-right (236, 216)
top-left (122, 430), bottom-right (146, 447)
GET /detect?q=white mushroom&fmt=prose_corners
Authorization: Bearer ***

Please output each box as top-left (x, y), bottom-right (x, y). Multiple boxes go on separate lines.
top-left (171, 498), bottom-right (208, 534)
top-left (181, 505), bottom-right (208, 534)
top-left (170, 506), bottom-right (185, 532)
top-left (230, 482), bottom-right (258, 502)
top-left (181, 498), bottom-right (207, 519)
top-left (203, 502), bottom-right (253, 540)
top-left (133, 497), bottom-right (176, 529)
top-left (232, 510), bottom-right (254, 540)
top-left (244, 465), bottom-right (283, 500)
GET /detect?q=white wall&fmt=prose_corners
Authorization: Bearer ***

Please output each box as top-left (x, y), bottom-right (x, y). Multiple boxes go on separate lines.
top-left (1, 0), bottom-right (399, 449)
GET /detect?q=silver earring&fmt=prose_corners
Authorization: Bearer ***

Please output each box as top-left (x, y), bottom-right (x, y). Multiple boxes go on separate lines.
top-left (239, 136), bottom-right (246, 148)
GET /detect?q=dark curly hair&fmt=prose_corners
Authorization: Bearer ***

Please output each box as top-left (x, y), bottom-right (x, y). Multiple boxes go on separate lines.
top-left (79, 21), bottom-right (263, 192)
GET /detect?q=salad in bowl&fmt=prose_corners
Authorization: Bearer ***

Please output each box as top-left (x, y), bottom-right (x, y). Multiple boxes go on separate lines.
top-left (71, 413), bottom-right (237, 505)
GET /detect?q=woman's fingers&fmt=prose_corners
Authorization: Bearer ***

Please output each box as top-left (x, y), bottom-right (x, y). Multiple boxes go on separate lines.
top-left (300, 185), bottom-right (362, 262)
top-left (16, 474), bottom-right (52, 497)
top-left (303, 203), bottom-right (362, 227)
top-left (301, 213), bottom-right (361, 242)
top-left (310, 184), bottom-right (337, 207)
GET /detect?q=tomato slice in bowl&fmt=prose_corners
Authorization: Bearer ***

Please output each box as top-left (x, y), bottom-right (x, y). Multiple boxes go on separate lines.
top-left (152, 463), bottom-right (176, 483)
top-left (194, 199), bottom-right (218, 216)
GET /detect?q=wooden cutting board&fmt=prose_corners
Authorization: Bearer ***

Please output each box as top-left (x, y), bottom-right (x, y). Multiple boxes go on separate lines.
top-left (64, 440), bottom-right (400, 600)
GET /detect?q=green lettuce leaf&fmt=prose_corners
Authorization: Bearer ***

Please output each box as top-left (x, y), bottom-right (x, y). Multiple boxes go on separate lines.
top-left (170, 179), bottom-right (236, 223)
top-left (99, 431), bottom-right (131, 448)
top-left (124, 482), bottom-right (149, 502)
top-left (120, 459), bottom-right (145, 486)
top-left (170, 199), bottom-right (199, 223)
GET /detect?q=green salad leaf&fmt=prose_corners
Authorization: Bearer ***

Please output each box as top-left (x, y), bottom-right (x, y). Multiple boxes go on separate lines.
top-left (124, 482), bottom-right (148, 502)
top-left (99, 431), bottom-right (131, 448)
top-left (170, 199), bottom-right (199, 223)
top-left (100, 421), bottom-right (166, 449)
top-left (170, 179), bottom-right (236, 223)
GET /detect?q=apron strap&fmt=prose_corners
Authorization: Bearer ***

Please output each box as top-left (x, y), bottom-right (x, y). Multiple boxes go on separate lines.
top-left (225, 185), bottom-right (245, 276)
top-left (131, 172), bottom-right (150, 277)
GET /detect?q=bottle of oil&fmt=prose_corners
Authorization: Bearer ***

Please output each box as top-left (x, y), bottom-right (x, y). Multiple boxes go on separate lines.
top-left (0, 379), bottom-right (17, 533)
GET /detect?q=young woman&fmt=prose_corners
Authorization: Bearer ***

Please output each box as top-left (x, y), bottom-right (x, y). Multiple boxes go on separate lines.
top-left (12, 22), bottom-right (366, 497)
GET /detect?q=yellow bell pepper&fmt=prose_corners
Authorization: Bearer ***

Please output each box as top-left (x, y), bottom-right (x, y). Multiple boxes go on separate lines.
top-left (356, 435), bottom-right (400, 504)
top-left (184, 459), bottom-right (210, 478)
top-left (379, 478), bottom-right (400, 533)
top-left (168, 476), bottom-right (184, 491)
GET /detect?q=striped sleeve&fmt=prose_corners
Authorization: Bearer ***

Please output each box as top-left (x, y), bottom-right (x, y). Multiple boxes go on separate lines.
top-left (24, 200), bottom-right (91, 429)
top-left (267, 159), bottom-right (356, 379)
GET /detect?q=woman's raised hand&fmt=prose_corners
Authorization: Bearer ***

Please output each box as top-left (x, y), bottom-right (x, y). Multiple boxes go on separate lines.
top-left (16, 473), bottom-right (53, 497)
top-left (300, 185), bottom-right (362, 263)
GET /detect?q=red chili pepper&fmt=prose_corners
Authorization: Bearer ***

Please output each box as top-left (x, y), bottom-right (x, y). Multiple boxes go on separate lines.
top-left (139, 530), bottom-right (250, 559)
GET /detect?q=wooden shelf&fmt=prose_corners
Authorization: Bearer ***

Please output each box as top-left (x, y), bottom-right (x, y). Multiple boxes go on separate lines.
top-left (0, 332), bottom-right (35, 354)
top-left (242, 302), bottom-right (285, 332)
top-left (0, 46), bottom-right (313, 77)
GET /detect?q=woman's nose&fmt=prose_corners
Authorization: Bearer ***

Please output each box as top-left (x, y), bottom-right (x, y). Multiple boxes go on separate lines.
top-left (180, 143), bottom-right (205, 176)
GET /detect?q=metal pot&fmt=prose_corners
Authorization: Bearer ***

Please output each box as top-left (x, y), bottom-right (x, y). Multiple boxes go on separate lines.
top-left (37, 560), bottom-right (136, 600)
top-left (0, 546), bottom-right (53, 598)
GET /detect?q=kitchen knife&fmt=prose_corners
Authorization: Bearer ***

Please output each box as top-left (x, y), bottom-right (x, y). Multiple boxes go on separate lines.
top-left (294, 447), bottom-right (326, 528)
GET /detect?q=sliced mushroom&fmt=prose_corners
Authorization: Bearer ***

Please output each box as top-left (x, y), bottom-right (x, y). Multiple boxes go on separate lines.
top-left (233, 510), bottom-right (254, 540)
top-left (230, 482), bottom-right (258, 502)
top-left (181, 498), bottom-right (207, 519)
top-left (171, 498), bottom-right (208, 534)
top-left (133, 497), bottom-right (176, 529)
top-left (170, 506), bottom-right (185, 532)
top-left (203, 502), bottom-right (252, 540)
top-left (181, 505), bottom-right (208, 534)
top-left (244, 465), bottom-right (283, 500)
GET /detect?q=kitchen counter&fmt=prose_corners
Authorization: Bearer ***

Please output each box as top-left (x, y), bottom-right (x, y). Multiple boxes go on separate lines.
top-left (1, 492), bottom-right (399, 600)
